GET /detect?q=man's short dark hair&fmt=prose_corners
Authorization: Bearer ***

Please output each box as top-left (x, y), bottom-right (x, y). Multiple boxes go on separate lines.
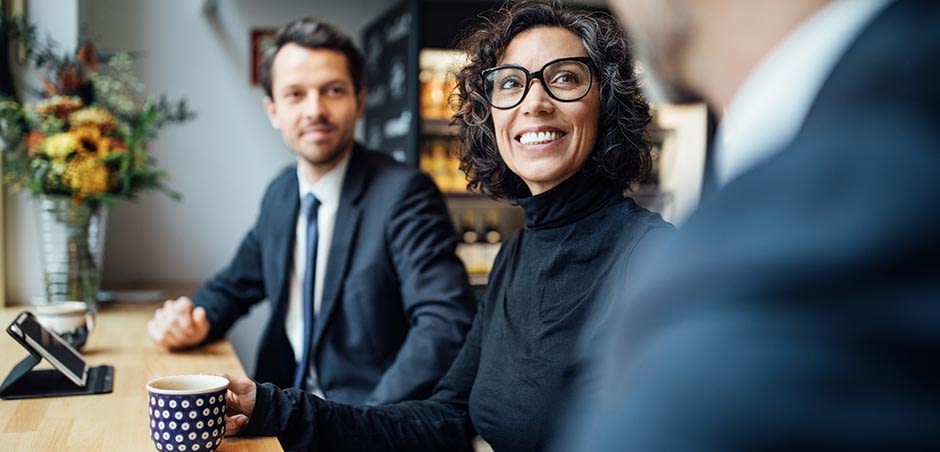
top-left (260, 18), bottom-right (366, 98)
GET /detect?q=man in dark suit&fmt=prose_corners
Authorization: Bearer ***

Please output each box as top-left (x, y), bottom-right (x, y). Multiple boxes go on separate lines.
top-left (148, 18), bottom-right (476, 406)
top-left (557, 0), bottom-right (940, 449)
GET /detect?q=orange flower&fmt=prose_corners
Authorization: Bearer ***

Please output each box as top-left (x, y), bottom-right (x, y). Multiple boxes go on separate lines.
top-left (35, 95), bottom-right (84, 118)
top-left (62, 154), bottom-right (111, 197)
top-left (77, 43), bottom-right (98, 73)
top-left (110, 139), bottom-right (127, 152)
top-left (25, 131), bottom-right (45, 152)
top-left (52, 63), bottom-right (83, 96)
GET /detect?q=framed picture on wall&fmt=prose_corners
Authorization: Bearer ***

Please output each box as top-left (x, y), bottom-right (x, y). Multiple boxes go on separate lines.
top-left (250, 28), bottom-right (277, 86)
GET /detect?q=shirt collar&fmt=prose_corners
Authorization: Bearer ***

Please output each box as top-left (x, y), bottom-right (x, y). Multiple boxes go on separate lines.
top-left (296, 149), bottom-right (352, 207)
top-left (714, 0), bottom-right (893, 186)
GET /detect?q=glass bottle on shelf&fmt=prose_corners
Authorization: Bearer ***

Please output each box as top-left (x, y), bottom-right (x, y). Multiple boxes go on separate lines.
top-left (446, 141), bottom-right (464, 193)
top-left (442, 71), bottom-right (458, 118)
top-left (455, 210), bottom-right (485, 275)
top-left (430, 140), bottom-right (452, 192)
top-left (482, 209), bottom-right (502, 274)
top-left (419, 68), bottom-right (438, 119)
top-left (419, 140), bottom-right (433, 177)
top-left (420, 68), bottom-right (447, 120)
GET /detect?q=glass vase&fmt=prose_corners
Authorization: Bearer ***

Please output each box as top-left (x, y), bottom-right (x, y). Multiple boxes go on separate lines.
top-left (34, 195), bottom-right (109, 312)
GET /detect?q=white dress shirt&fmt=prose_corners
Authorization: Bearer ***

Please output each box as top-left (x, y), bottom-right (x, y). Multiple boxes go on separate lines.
top-left (714, 0), bottom-right (893, 186)
top-left (285, 151), bottom-right (351, 395)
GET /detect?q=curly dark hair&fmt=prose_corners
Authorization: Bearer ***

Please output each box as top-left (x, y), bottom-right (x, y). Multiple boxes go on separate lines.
top-left (453, 0), bottom-right (652, 200)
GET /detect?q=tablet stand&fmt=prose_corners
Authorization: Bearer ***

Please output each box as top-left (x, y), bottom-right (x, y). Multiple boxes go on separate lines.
top-left (0, 353), bottom-right (113, 400)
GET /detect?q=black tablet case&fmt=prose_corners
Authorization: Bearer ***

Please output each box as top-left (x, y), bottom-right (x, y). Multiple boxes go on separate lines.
top-left (0, 353), bottom-right (114, 400)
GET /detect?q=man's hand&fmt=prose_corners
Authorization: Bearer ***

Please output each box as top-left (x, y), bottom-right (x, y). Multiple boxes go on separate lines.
top-left (147, 297), bottom-right (210, 350)
top-left (222, 372), bottom-right (257, 435)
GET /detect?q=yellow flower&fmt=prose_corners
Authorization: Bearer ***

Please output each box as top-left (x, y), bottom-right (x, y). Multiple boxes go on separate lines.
top-left (68, 107), bottom-right (116, 131)
top-left (62, 154), bottom-right (111, 197)
top-left (71, 126), bottom-right (112, 157)
top-left (35, 95), bottom-right (84, 118)
top-left (42, 133), bottom-right (78, 159)
top-left (71, 125), bottom-right (100, 142)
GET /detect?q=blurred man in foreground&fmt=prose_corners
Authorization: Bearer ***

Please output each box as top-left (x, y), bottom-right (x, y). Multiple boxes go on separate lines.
top-left (559, 0), bottom-right (940, 449)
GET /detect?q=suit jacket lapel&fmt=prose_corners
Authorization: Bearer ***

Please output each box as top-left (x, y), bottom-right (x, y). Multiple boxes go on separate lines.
top-left (270, 173), bottom-right (300, 326)
top-left (313, 147), bottom-right (367, 351)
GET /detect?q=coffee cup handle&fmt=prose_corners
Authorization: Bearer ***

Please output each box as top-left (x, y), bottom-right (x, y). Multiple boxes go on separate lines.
top-left (86, 311), bottom-right (96, 332)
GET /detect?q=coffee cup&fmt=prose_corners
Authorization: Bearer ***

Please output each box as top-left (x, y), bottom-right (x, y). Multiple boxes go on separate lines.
top-left (147, 374), bottom-right (229, 452)
top-left (34, 301), bottom-right (96, 350)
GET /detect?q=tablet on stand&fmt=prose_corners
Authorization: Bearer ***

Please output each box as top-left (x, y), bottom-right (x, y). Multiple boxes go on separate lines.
top-left (1, 311), bottom-right (113, 400)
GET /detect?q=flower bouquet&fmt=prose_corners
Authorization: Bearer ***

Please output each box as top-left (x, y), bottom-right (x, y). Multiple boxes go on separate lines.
top-left (0, 15), bottom-right (195, 309)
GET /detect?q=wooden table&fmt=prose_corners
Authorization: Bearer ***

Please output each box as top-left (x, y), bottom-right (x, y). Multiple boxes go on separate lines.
top-left (0, 303), bottom-right (282, 451)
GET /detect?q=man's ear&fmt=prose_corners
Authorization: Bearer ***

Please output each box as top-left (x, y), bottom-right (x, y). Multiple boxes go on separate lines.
top-left (262, 96), bottom-right (280, 129)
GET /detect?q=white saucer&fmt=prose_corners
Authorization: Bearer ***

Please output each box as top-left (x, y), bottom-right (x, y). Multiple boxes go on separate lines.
top-left (97, 289), bottom-right (166, 303)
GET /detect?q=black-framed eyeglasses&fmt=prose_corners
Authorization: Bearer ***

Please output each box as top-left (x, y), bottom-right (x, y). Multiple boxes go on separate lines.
top-left (481, 56), bottom-right (594, 110)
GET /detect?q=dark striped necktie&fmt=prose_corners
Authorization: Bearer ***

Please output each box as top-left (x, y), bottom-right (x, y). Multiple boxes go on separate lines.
top-left (293, 193), bottom-right (320, 389)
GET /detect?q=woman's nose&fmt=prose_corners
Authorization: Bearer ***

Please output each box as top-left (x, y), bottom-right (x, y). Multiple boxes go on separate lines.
top-left (519, 80), bottom-right (554, 115)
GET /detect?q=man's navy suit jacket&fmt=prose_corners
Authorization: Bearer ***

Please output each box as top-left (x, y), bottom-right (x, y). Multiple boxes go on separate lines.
top-left (560, 1), bottom-right (940, 449)
top-left (194, 145), bottom-right (476, 406)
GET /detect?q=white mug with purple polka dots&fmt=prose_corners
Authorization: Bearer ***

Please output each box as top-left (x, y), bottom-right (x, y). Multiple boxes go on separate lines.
top-left (146, 374), bottom-right (229, 452)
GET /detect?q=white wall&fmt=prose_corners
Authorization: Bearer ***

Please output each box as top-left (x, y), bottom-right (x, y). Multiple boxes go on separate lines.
top-left (82, 0), bottom-right (390, 287)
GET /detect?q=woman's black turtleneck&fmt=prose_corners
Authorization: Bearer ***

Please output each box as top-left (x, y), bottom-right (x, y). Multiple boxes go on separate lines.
top-left (243, 172), bottom-right (674, 452)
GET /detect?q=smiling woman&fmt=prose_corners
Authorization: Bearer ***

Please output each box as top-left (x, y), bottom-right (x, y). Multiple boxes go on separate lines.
top-left (454, 2), bottom-right (653, 201)
top-left (484, 27), bottom-right (601, 195)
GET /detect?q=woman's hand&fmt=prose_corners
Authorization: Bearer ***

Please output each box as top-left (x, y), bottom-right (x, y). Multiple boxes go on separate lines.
top-left (221, 372), bottom-right (257, 436)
